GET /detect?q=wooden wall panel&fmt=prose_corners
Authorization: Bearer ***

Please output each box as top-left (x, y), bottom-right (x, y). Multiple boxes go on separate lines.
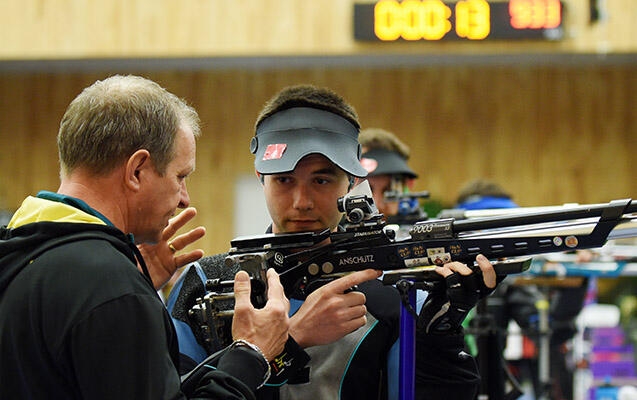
top-left (2, 0), bottom-right (637, 59)
top-left (1, 65), bottom-right (635, 253)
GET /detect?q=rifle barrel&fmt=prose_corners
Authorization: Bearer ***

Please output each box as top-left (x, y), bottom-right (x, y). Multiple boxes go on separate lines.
top-left (450, 199), bottom-right (634, 233)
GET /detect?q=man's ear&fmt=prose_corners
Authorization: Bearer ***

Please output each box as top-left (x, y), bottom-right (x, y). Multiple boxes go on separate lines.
top-left (125, 149), bottom-right (152, 191)
top-left (348, 176), bottom-right (359, 191)
top-left (255, 170), bottom-right (265, 185)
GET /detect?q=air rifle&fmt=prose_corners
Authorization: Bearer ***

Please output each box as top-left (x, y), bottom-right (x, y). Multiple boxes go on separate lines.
top-left (218, 185), bottom-right (636, 304)
top-left (190, 183), bottom-right (635, 352)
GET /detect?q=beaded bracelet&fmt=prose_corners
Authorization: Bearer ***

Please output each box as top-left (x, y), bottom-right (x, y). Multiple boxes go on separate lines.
top-left (231, 339), bottom-right (272, 389)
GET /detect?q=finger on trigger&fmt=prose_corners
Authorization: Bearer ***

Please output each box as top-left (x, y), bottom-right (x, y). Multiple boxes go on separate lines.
top-left (329, 269), bottom-right (380, 293)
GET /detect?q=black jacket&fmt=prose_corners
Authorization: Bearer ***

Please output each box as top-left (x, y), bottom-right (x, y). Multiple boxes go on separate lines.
top-left (0, 195), bottom-right (268, 399)
top-left (170, 251), bottom-right (481, 400)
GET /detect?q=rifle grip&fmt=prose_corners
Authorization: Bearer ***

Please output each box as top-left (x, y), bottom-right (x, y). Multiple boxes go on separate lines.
top-left (225, 252), bottom-right (270, 308)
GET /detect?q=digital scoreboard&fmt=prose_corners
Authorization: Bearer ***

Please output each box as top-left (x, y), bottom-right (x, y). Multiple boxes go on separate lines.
top-left (354, 0), bottom-right (564, 41)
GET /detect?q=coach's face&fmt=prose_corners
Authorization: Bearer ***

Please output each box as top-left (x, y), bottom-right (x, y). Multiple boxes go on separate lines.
top-left (131, 125), bottom-right (196, 244)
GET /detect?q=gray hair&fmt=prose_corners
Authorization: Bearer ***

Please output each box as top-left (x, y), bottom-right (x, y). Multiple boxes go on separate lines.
top-left (58, 75), bottom-right (200, 177)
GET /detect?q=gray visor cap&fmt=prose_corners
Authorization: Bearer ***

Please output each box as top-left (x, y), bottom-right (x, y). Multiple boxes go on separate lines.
top-left (251, 107), bottom-right (368, 177)
top-left (360, 148), bottom-right (418, 179)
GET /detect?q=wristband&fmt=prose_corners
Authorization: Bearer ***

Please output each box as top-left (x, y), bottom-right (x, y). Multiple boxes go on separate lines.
top-left (267, 335), bottom-right (311, 384)
top-left (231, 339), bottom-right (272, 389)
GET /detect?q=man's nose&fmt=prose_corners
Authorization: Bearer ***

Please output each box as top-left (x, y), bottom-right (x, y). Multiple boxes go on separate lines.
top-left (292, 185), bottom-right (313, 210)
top-left (178, 183), bottom-right (190, 209)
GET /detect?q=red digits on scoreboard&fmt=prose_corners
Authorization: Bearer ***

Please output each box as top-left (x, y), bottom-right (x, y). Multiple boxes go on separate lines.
top-left (509, 0), bottom-right (561, 30)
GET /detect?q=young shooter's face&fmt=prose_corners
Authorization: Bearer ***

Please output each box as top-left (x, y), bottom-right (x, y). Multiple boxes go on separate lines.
top-left (262, 154), bottom-right (351, 234)
top-left (366, 174), bottom-right (399, 217)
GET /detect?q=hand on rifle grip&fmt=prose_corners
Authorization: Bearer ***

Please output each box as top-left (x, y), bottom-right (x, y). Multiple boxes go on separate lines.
top-left (232, 269), bottom-right (290, 361)
top-left (417, 255), bottom-right (498, 335)
top-left (289, 269), bottom-right (381, 348)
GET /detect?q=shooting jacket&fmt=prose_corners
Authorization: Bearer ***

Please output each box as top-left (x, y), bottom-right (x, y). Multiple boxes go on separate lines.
top-left (0, 194), bottom-right (269, 399)
top-left (167, 229), bottom-right (481, 400)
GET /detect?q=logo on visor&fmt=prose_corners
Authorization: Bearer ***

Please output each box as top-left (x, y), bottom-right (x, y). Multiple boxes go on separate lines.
top-left (360, 157), bottom-right (378, 173)
top-left (263, 144), bottom-right (287, 161)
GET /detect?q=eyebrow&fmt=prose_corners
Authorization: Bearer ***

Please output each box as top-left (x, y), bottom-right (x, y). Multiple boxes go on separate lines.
top-left (182, 164), bottom-right (196, 176)
top-left (273, 166), bottom-right (341, 178)
top-left (311, 167), bottom-right (340, 176)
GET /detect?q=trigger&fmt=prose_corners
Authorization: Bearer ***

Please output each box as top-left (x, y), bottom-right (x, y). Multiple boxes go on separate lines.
top-left (304, 278), bottom-right (334, 296)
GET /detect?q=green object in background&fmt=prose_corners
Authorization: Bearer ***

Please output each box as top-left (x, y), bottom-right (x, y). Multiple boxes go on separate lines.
top-left (462, 309), bottom-right (478, 356)
top-left (421, 199), bottom-right (451, 220)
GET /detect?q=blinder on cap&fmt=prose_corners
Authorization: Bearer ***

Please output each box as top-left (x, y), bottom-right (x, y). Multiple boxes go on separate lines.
top-left (360, 148), bottom-right (418, 179)
top-left (252, 107), bottom-right (367, 177)
top-left (250, 136), bottom-right (258, 154)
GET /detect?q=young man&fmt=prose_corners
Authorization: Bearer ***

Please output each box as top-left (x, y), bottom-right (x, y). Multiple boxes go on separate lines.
top-left (358, 127), bottom-right (419, 218)
top-left (0, 75), bottom-right (290, 399)
top-left (168, 84), bottom-right (499, 400)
